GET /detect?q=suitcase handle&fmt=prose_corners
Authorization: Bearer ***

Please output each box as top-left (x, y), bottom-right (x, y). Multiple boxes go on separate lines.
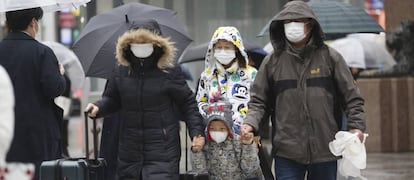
top-left (84, 111), bottom-right (99, 161)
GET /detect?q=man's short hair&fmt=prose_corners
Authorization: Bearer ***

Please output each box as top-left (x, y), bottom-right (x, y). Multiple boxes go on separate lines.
top-left (6, 7), bottom-right (43, 32)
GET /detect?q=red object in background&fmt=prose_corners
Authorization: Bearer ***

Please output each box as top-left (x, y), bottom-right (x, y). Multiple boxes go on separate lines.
top-left (74, 89), bottom-right (83, 99)
top-left (59, 12), bottom-right (75, 28)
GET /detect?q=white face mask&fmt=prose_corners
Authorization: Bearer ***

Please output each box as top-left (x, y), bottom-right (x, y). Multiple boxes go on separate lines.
top-left (284, 22), bottom-right (307, 43)
top-left (210, 131), bottom-right (228, 143)
top-left (130, 43), bottom-right (154, 58)
top-left (214, 49), bottom-right (236, 65)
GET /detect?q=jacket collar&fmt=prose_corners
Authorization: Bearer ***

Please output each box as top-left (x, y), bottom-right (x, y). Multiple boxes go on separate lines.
top-left (4, 32), bottom-right (35, 41)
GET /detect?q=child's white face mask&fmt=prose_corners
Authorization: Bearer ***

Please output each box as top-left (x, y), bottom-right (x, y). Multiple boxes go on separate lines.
top-left (210, 131), bottom-right (228, 143)
top-left (214, 49), bottom-right (236, 65)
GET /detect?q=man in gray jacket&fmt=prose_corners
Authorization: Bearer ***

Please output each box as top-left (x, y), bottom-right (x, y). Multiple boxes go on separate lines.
top-left (240, 1), bottom-right (366, 180)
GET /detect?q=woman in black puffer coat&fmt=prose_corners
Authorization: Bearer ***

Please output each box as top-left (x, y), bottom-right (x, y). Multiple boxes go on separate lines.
top-left (86, 20), bottom-right (205, 180)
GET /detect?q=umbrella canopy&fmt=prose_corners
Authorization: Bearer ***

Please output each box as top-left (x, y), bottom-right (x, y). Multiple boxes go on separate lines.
top-left (72, 2), bottom-right (192, 79)
top-left (258, 1), bottom-right (384, 39)
top-left (41, 41), bottom-right (85, 90)
top-left (328, 38), bottom-right (366, 69)
top-left (328, 33), bottom-right (396, 69)
top-left (0, 0), bottom-right (90, 12)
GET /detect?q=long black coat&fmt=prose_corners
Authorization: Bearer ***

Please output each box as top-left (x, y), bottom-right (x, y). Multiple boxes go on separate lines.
top-left (0, 33), bottom-right (66, 167)
top-left (95, 28), bottom-right (204, 179)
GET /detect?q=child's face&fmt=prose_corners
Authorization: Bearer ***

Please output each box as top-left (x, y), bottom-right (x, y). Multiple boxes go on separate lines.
top-left (209, 120), bottom-right (228, 132)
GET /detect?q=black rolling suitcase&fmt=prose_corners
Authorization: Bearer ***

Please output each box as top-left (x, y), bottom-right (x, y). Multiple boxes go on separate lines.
top-left (40, 112), bottom-right (107, 180)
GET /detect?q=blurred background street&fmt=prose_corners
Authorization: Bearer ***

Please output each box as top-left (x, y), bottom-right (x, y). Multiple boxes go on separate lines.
top-left (1, 0), bottom-right (414, 179)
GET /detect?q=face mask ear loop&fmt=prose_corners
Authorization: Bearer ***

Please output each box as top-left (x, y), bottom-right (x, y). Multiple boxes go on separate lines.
top-left (32, 19), bottom-right (38, 37)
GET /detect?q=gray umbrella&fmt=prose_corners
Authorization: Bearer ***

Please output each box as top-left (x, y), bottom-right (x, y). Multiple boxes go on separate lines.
top-left (42, 41), bottom-right (85, 90)
top-left (72, 2), bottom-right (192, 79)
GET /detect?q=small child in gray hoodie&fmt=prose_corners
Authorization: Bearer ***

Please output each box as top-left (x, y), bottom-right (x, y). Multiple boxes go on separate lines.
top-left (191, 101), bottom-right (263, 180)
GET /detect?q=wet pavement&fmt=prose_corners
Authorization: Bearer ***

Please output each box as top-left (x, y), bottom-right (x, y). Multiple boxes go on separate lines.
top-left (68, 118), bottom-right (414, 180)
top-left (357, 152), bottom-right (414, 180)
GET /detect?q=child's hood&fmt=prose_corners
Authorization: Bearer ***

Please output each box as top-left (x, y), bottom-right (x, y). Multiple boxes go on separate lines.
top-left (205, 101), bottom-right (234, 140)
top-left (204, 26), bottom-right (249, 70)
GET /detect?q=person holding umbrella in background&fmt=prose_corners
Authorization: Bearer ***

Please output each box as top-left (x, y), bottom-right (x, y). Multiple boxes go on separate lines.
top-left (85, 20), bottom-right (205, 180)
top-left (0, 7), bottom-right (66, 180)
top-left (241, 1), bottom-right (366, 180)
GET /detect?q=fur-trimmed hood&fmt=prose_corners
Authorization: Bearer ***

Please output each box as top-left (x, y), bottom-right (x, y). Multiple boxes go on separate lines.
top-left (116, 23), bottom-right (176, 70)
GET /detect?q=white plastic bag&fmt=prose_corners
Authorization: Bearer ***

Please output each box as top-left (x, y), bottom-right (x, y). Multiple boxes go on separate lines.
top-left (329, 131), bottom-right (368, 180)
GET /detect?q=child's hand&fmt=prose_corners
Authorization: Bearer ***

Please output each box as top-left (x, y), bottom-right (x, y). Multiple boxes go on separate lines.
top-left (239, 132), bottom-right (254, 145)
top-left (192, 135), bottom-right (205, 153)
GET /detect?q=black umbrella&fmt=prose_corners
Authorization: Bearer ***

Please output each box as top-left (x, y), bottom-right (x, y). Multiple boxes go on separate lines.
top-left (72, 2), bottom-right (192, 79)
top-left (258, 1), bottom-right (384, 39)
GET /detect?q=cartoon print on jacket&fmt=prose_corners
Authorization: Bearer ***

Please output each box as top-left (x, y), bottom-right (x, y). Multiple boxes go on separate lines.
top-left (196, 27), bottom-right (257, 136)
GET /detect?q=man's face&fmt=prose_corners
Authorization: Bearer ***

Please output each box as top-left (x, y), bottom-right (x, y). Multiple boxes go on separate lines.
top-left (283, 18), bottom-right (313, 45)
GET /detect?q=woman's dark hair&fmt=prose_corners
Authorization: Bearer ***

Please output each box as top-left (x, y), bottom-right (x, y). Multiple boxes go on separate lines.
top-left (236, 49), bottom-right (247, 68)
top-left (6, 7), bottom-right (43, 32)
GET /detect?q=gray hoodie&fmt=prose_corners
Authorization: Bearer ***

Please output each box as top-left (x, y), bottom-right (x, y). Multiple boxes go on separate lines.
top-left (244, 1), bottom-right (366, 164)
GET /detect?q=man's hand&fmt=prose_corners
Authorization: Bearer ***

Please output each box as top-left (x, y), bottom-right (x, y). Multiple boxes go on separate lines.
top-left (85, 103), bottom-right (99, 118)
top-left (240, 124), bottom-right (254, 137)
top-left (239, 132), bottom-right (254, 145)
top-left (349, 129), bottom-right (364, 142)
top-left (192, 135), bottom-right (205, 153)
top-left (59, 64), bottom-right (65, 75)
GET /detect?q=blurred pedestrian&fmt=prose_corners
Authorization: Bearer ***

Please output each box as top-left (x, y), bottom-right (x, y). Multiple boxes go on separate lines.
top-left (0, 65), bottom-right (35, 180)
top-left (196, 26), bottom-right (257, 136)
top-left (240, 1), bottom-right (366, 180)
top-left (191, 101), bottom-right (263, 180)
top-left (54, 74), bottom-right (72, 157)
top-left (85, 20), bottom-right (205, 180)
top-left (0, 65), bottom-right (14, 165)
top-left (0, 7), bottom-right (66, 180)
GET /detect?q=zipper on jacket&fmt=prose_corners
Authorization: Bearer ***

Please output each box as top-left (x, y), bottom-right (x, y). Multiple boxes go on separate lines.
top-left (299, 57), bottom-right (313, 164)
top-left (138, 59), bottom-right (145, 150)
top-left (160, 111), bottom-right (167, 141)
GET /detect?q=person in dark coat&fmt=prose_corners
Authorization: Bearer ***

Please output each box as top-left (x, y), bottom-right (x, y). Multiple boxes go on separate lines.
top-left (0, 7), bottom-right (66, 180)
top-left (100, 111), bottom-right (121, 180)
top-left (86, 20), bottom-right (205, 180)
top-left (61, 74), bottom-right (72, 157)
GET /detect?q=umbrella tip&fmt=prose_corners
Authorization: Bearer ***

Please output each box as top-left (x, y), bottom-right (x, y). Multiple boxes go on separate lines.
top-left (125, 14), bottom-right (129, 23)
